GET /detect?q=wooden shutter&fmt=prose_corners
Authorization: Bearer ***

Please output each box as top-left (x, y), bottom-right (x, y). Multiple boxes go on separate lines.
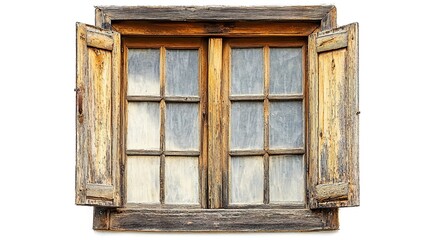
top-left (308, 23), bottom-right (359, 208)
top-left (75, 23), bottom-right (121, 207)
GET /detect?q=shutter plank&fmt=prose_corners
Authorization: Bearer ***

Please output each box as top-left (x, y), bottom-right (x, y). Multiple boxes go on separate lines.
top-left (76, 23), bottom-right (121, 207)
top-left (309, 23), bottom-right (359, 209)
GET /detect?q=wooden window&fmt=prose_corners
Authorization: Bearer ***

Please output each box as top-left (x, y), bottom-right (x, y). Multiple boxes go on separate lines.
top-left (222, 38), bottom-right (306, 208)
top-left (123, 38), bottom-right (207, 208)
top-left (76, 5), bottom-right (359, 232)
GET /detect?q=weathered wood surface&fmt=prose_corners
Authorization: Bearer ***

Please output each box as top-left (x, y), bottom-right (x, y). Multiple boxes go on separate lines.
top-left (102, 208), bottom-right (338, 232)
top-left (314, 182), bottom-right (348, 202)
top-left (208, 38), bottom-right (223, 208)
top-left (316, 31), bottom-right (348, 53)
top-left (75, 23), bottom-right (121, 207)
top-left (112, 21), bottom-right (319, 37)
top-left (93, 207), bottom-right (110, 230)
top-left (308, 23), bottom-right (359, 208)
top-left (320, 6), bottom-right (337, 31)
top-left (97, 5), bottom-right (335, 22)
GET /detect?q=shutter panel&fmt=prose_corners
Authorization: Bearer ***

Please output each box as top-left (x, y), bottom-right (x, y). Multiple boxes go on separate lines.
top-left (76, 23), bottom-right (121, 207)
top-left (308, 23), bottom-right (359, 208)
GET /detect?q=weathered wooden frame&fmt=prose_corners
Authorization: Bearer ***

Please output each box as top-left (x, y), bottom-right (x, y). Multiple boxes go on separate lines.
top-left (92, 5), bottom-right (339, 232)
top-left (122, 37), bottom-right (208, 209)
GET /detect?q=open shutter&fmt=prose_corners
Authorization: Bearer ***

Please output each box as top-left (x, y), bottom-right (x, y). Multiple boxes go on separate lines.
top-left (76, 23), bottom-right (121, 207)
top-left (308, 23), bottom-right (359, 208)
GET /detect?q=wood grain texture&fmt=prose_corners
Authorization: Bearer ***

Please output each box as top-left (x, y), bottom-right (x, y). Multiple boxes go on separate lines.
top-left (208, 38), bottom-right (223, 208)
top-left (316, 31), bottom-right (348, 53)
top-left (112, 21), bottom-right (319, 37)
top-left (104, 208), bottom-right (339, 232)
top-left (314, 182), bottom-right (348, 202)
top-left (76, 23), bottom-right (121, 206)
top-left (93, 207), bottom-right (110, 230)
top-left (320, 6), bottom-right (337, 31)
top-left (96, 5), bottom-right (334, 22)
top-left (308, 23), bottom-right (359, 209)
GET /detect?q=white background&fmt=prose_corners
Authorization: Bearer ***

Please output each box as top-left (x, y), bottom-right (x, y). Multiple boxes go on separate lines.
top-left (1, 0), bottom-right (428, 239)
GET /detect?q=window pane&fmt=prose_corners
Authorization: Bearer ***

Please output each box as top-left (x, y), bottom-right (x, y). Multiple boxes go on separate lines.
top-left (128, 49), bottom-right (160, 96)
top-left (165, 157), bottom-right (199, 204)
top-left (269, 101), bottom-right (303, 149)
top-left (231, 48), bottom-right (264, 95)
top-left (127, 102), bottom-right (160, 150)
top-left (165, 103), bottom-right (199, 151)
top-left (230, 156), bottom-right (264, 204)
top-left (269, 48), bottom-right (302, 95)
top-left (269, 155), bottom-right (305, 203)
top-left (126, 156), bottom-right (160, 204)
top-left (166, 49), bottom-right (199, 96)
top-left (230, 102), bottom-right (264, 150)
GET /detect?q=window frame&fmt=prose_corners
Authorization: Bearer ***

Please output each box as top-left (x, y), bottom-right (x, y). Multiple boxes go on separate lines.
top-left (89, 5), bottom-right (347, 232)
top-left (123, 37), bottom-right (208, 209)
top-left (221, 37), bottom-right (308, 208)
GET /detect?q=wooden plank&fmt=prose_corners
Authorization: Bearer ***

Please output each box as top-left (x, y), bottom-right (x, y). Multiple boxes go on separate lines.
top-left (221, 42), bottom-right (231, 207)
top-left (93, 207), bottom-right (110, 230)
top-left (97, 5), bottom-right (334, 21)
top-left (107, 208), bottom-right (339, 232)
top-left (208, 38), bottom-right (223, 208)
top-left (95, 7), bottom-right (112, 29)
top-left (86, 30), bottom-right (114, 50)
top-left (112, 21), bottom-right (319, 37)
top-left (316, 31), bottom-right (348, 53)
top-left (86, 184), bottom-right (114, 199)
top-left (346, 23), bottom-right (360, 208)
top-left (318, 49), bottom-right (347, 184)
top-left (308, 29), bottom-right (320, 209)
top-left (315, 182), bottom-right (348, 202)
top-left (321, 6), bottom-right (337, 31)
top-left (199, 39), bottom-right (208, 209)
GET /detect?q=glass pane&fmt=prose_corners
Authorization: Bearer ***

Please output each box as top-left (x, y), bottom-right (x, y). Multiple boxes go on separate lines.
top-left (126, 156), bottom-right (160, 204)
top-left (231, 48), bottom-right (264, 95)
top-left (165, 157), bottom-right (199, 204)
top-left (165, 103), bottom-right (199, 151)
top-left (230, 102), bottom-right (264, 150)
top-left (269, 48), bottom-right (302, 95)
top-left (230, 156), bottom-right (264, 204)
top-left (269, 155), bottom-right (305, 203)
top-left (269, 101), bottom-right (303, 149)
top-left (127, 102), bottom-right (160, 150)
top-left (127, 49), bottom-right (160, 96)
top-left (166, 49), bottom-right (199, 96)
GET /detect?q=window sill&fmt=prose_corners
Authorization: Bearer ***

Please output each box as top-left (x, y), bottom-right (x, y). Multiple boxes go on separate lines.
top-left (93, 207), bottom-right (338, 232)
